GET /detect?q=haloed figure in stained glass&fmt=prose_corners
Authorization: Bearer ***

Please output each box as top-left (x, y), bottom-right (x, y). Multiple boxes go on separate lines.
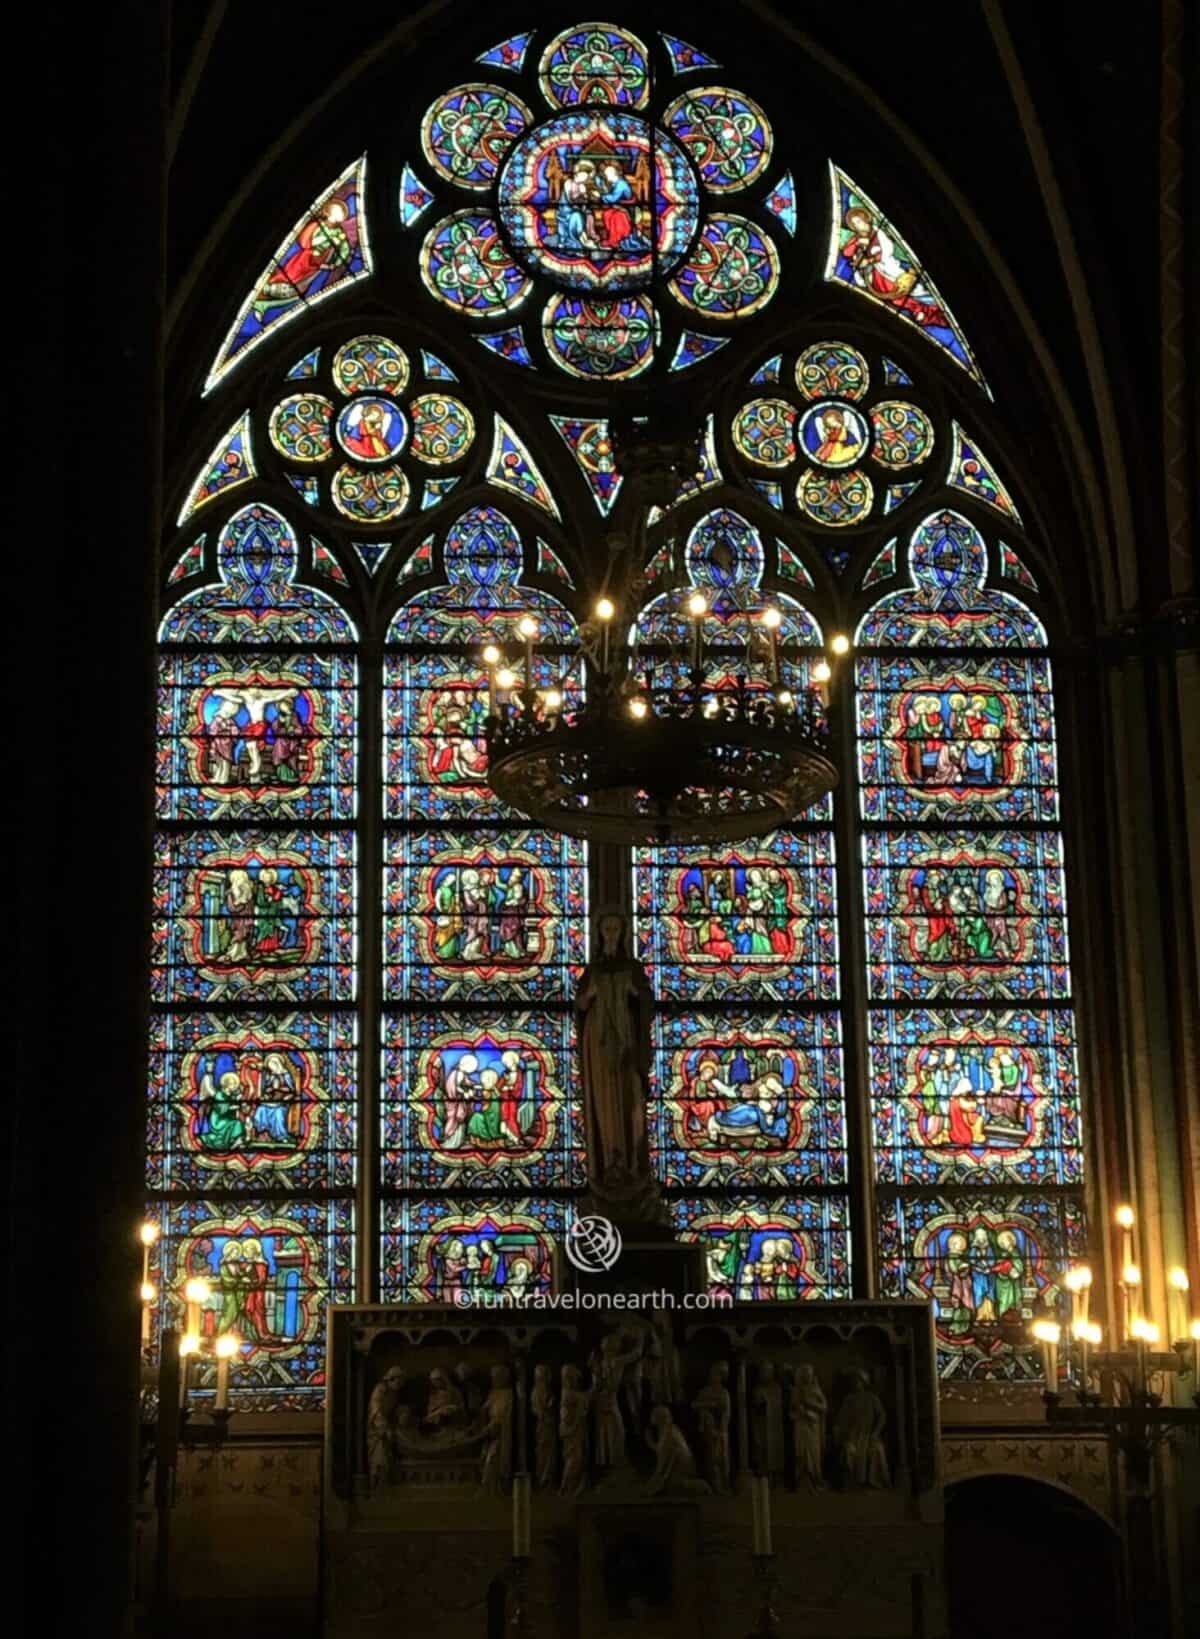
top-left (253, 198), bottom-right (354, 327)
top-left (840, 204), bottom-right (948, 332)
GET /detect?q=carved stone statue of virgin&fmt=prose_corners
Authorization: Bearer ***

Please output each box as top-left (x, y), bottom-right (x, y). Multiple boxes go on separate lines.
top-left (576, 909), bottom-right (659, 1216)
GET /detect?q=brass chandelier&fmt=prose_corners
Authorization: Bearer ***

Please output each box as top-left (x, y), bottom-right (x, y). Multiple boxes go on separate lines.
top-left (482, 416), bottom-right (840, 846)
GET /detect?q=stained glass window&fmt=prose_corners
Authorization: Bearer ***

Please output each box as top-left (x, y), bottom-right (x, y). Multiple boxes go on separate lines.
top-left (151, 505), bottom-right (358, 1408)
top-left (382, 503), bottom-right (586, 1301)
top-left (857, 510), bottom-right (1084, 1379)
top-left (631, 508), bottom-right (850, 1299)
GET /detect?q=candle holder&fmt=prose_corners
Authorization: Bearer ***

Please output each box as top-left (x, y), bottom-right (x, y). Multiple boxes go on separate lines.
top-left (1042, 1342), bottom-right (1200, 1489)
top-left (178, 1405), bottom-right (235, 1448)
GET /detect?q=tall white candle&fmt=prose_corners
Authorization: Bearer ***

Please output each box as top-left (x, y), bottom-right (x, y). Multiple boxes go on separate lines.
top-left (512, 1473), bottom-right (531, 1559)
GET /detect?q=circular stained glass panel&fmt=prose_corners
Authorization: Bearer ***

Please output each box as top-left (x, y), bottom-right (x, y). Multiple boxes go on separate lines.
top-left (268, 394), bottom-right (333, 464)
top-left (731, 398), bottom-right (797, 467)
top-left (662, 86), bottom-right (773, 192)
top-left (539, 22), bottom-right (650, 109)
top-left (795, 342), bottom-right (869, 401)
top-left (332, 463), bottom-right (410, 523)
top-left (668, 214), bottom-right (779, 320)
top-left (541, 292), bottom-right (658, 378)
top-left (796, 467), bottom-right (873, 527)
top-left (421, 83), bottom-right (533, 189)
top-left (797, 401), bottom-right (870, 468)
top-left (408, 394), bottom-right (476, 465)
top-left (497, 111), bottom-right (698, 293)
top-left (421, 211), bottom-right (533, 315)
top-left (332, 336), bottom-right (410, 396)
top-left (335, 397), bottom-right (409, 463)
top-left (869, 400), bottom-right (934, 468)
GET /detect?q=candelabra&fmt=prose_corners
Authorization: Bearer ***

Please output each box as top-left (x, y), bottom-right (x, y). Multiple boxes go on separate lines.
top-left (747, 1473), bottom-right (780, 1639)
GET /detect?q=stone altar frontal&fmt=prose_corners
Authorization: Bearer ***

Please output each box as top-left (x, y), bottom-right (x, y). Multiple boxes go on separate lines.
top-left (323, 1299), bottom-right (946, 1639)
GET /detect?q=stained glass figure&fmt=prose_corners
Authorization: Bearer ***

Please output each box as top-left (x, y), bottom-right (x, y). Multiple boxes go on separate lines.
top-left (351, 541), bottom-right (390, 577)
top-left (421, 210), bottom-right (532, 315)
top-left (473, 333), bottom-right (534, 374)
top-left (776, 539), bottom-right (814, 588)
top-left (331, 463), bottom-right (410, 523)
top-left (542, 292), bottom-right (658, 377)
top-left (732, 398), bottom-right (797, 467)
top-left (486, 415), bottom-right (561, 518)
top-left (653, 1013), bottom-right (845, 1190)
top-left (151, 1199), bottom-right (353, 1406)
top-left (395, 534), bottom-right (435, 586)
top-left (749, 354), bottom-right (782, 385)
top-left (799, 402), bottom-right (869, 468)
top-left (860, 537), bottom-right (899, 591)
top-left (549, 415), bottom-right (622, 513)
top-left (498, 111), bottom-right (698, 292)
top-left (147, 1012), bottom-right (357, 1193)
top-left (825, 164), bottom-right (987, 391)
top-left (747, 479), bottom-right (784, 510)
top-left (763, 172), bottom-right (797, 236)
top-left (674, 1197), bottom-right (852, 1301)
top-left (539, 23), bottom-right (650, 109)
top-left (204, 157), bottom-right (371, 394)
top-left (156, 653), bottom-right (356, 822)
top-left (168, 537), bottom-right (206, 584)
top-left (662, 87), bottom-right (773, 192)
top-left (883, 480), bottom-right (922, 515)
top-left (286, 474), bottom-right (320, 507)
top-left (383, 1199), bottom-right (565, 1302)
top-left (870, 401), bottom-right (933, 468)
top-left (332, 335), bottom-right (410, 396)
top-left (660, 32), bottom-right (720, 73)
top-left (286, 347), bottom-right (321, 379)
top-left (536, 538), bottom-right (575, 588)
top-left (422, 477), bottom-right (461, 510)
top-left (399, 164), bottom-right (436, 228)
top-left (334, 397), bottom-right (407, 463)
top-left (669, 214), bottom-right (779, 319)
top-left (421, 349), bottom-right (459, 381)
top-left (797, 468), bottom-right (873, 527)
top-left (882, 356), bottom-right (912, 386)
top-left (795, 341), bottom-right (869, 401)
top-left (422, 84), bottom-right (532, 190)
top-left (472, 26), bottom-right (532, 70)
top-left (947, 423), bottom-right (1022, 522)
top-left (999, 541), bottom-right (1039, 592)
top-left (668, 330), bottom-right (730, 371)
top-left (161, 507), bottom-right (355, 646)
top-left (177, 412), bottom-right (255, 526)
top-left (269, 394), bottom-right (334, 464)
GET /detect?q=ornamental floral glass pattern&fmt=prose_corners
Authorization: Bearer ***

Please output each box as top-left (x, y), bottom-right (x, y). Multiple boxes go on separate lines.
top-left (382, 504), bottom-right (586, 1290)
top-left (631, 508), bottom-right (850, 1298)
top-left (151, 505), bottom-right (358, 1407)
top-left (856, 510), bottom-right (1084, 1379)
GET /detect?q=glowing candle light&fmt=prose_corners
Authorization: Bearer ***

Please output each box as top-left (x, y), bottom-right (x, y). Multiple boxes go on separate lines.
top-left (1116, 1204), bottom-right (1135, 1274)
top-left (830, 633), bottom-right (851, 656)
top-left (688, 592), bottom-right (707, 674)
top-left (139, 1221), bottom-right (159, 1289)
top-left (214, 1333), bottom-right (239, 1411)
top-left (761, 606), bottom-right (782, 684)
top-left (628, 697), bottom-right (648, 720)
top-left (1190, 1317), bottom-right (1200, 1383)
top-left (1121, 1262), bottom-right (1141, 1343)
top-left (595, 596), bottom-right (614, 673)
top-left (179, 1332), bottom-right (200, 1409)
top-left (518, 616), bottom-right (538, 702)
top-left (1167, 1268), bottom-right (1190, 1343)
top-left (1032, 1319), bottom-right (1061, 1387)
top-left (140, 1280), bottom-right (156, 1346)
top-left (184, 1277), bottom-right (210, 1337)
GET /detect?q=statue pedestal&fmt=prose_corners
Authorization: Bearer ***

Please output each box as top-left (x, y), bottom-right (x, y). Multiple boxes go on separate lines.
top-left (557, 1233), bottom-right (707, 1302)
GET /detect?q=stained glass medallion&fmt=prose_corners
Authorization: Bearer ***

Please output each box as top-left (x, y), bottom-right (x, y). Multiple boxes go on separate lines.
top-left (662, 86), bottom-right (773, 192)
top-left (797, 467), bottom-right (873, 528)
top-left (422, 210), bottom-right (532, 315)
top-left (674, 1196), bottom-right (852, 1301)
top-left (669, 214), bottom-right (779, 319)
top-left (421, 83), bottom-right (533, 188)
top-left (408, 394), bottom-right (477, 465)
top-left (269, 394), bottom-right (334, 464)
top-left (542, 293), bottom-right (658, 377)
top-left (796, 342), bottom-right (869, 401)
top-left (798, 402), bottom-right (869, 468)
top-left (870, 401), bottom-right (934, 468)
top-left (497, 111), bottom-right (699, 292)
top-left (732, 398), bottom-right (797, 468)
top-left (331, 463), bottom-right (410, 523)
top-left (538, 22), bottom-right (650, 109)
top-left (334, 397), bottom-right (407, 463)
top-left (383, 1199), bottom-right (566, 1303)
top-left (332, 334), bottom-right (410, 396)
